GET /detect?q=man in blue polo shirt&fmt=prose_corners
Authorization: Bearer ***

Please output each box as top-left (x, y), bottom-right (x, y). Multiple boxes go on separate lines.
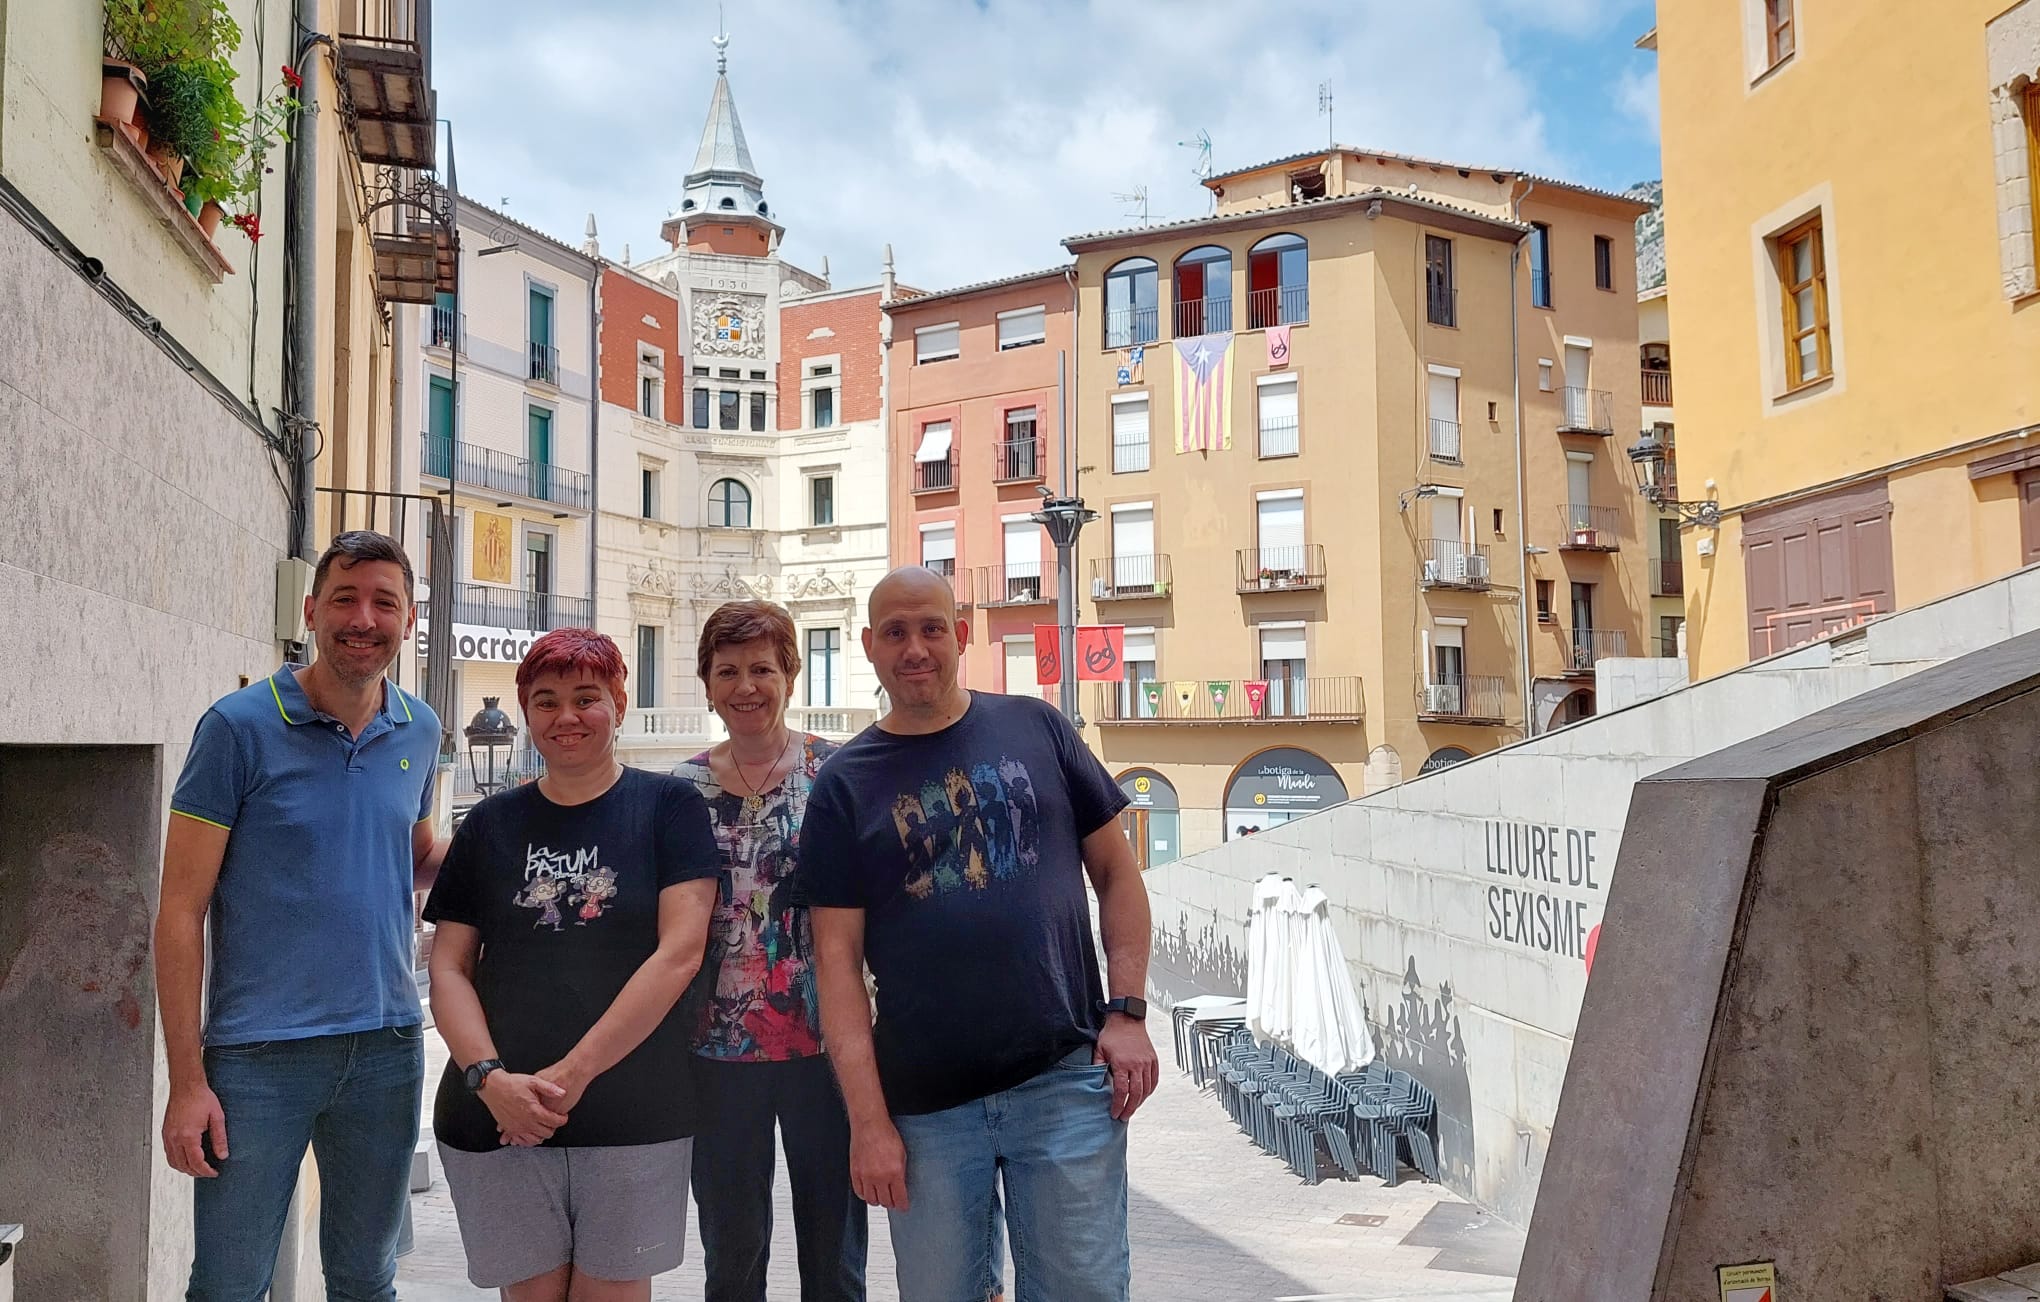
top-left (156, 531), bottom-right (445, 1301)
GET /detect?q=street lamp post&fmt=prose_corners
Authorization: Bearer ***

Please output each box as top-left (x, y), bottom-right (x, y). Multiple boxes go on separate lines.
top-left (1031, 493), bottom-right (1098, 724)
top-left (1626, 427), bottom-right (1721, 527)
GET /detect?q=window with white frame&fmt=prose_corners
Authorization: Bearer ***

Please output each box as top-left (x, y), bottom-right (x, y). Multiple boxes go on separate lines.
top-left (636, 625), bottom-right (661, 708)
top-left (997, 305), bottom-right (1046, 350)
top-left (640, 459), bottom-right (663, 521)
top-left (1003, 633), bottom-right (1039, 699)
top-left (1427, 366), bottom-right (1461, 462)
top-left (915, 321), bottom-right (961, 364)
top-left (638, 347), bottom-right (663, 419)
top-left (804, 627), bottom-right (840, 707)
top-left (1257, 376), bottom-right (1298, 458)
top-left (809, 473), bottom-right (836, 527)
top-left (919, 522), bottom-right (956, 580)
top-left (1109, 503), bottom-right (1155, 595)
top-left (1121, 627), bottom-right (1157, 717)
top-left (804, 358), bottom-right (838, 429)
top-left (1111, 393), bottom-right (1150, 474)
top-left (1003, 518), bottom-right (1042, 602)
top-left (1430, 621), bottom-right (1466, 706)
top-left (1258, 623), bottom-right (1307, 717)
top-left (1255, 489), bottom-right (1305, 574)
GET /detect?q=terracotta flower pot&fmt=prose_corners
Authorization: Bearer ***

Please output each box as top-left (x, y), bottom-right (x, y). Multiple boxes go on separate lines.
top-left (99, 60), bottom-right (144, 132)
top-left (146, 141), bottom-right (185, 188)
top-left (198, 200), bottom-right (224, 238)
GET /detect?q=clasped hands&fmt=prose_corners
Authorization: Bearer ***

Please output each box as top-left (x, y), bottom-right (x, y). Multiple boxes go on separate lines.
top-left (478, 1058), bottom-right (589, 1147)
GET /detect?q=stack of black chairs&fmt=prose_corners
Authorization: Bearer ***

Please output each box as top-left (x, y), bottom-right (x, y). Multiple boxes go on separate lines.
top-left (1199, 1025), bottom-right (1441, 1187)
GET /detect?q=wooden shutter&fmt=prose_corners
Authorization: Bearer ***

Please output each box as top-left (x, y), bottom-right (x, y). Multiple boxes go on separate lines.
top-left (1742, 479), bottom-right (1894, 660)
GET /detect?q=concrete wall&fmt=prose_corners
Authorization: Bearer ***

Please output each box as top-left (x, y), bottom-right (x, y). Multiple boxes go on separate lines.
top-left (1142, 561), bottom-right (2040, 1226)
top-left (1519, 630), bottom-right (2040, 1301)
top-left (0, 190), bottom-right (288, 1299)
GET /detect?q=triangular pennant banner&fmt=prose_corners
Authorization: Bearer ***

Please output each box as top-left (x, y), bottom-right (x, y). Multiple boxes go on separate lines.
top-left (1172, 680), bottom-right (1196, 713)
top-left (1207, 680), bottom-right (1230, 714)
top-left (1243, 680), bottom-right (1270, 716)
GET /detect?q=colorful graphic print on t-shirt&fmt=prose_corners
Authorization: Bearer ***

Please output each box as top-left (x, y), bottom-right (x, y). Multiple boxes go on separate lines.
top-left (513, 843), bottom-right (620, 930)
top-left (890, 758), bottom-right (1042, 900)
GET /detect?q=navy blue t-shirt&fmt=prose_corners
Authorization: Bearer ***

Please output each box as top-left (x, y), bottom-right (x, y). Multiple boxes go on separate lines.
top-left (799, 692), bottom-right (1129, 1116)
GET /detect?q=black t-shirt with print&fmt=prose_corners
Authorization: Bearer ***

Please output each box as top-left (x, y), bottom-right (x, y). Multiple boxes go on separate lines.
top-left (423, 767), bottom-right (720, 1151)
top-left (799, 692), bottom-right (1130, 1116)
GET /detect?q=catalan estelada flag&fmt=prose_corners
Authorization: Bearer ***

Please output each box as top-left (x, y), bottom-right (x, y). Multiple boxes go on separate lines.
top-left (1174, 332), bottom-right (1234, 453)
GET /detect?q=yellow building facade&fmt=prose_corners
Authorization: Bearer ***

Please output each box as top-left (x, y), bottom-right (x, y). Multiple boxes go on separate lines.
top-left (1653, 0), bottom-right (2040, 678)
top-left (1066, 149), bottom-right (1651, 863)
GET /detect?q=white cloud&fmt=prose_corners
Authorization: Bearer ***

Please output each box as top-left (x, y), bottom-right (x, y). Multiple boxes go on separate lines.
top-left (434, 0), bottom-right (1618, 289)
top-left (1616, 65), bottom-right (1661, 140)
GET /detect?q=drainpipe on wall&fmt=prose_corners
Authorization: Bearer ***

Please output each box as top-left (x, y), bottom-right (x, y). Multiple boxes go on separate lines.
top-left (587, 255), bottom-right (600, 609)
top-left (287, 10), bottom-right (325, 564)
top-left (1511, 179), bottom-right (1538, 737)
top-left (881, 242), bottom-right (897, 583)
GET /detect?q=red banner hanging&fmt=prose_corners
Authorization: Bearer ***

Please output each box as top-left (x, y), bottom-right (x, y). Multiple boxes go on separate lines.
top-left (1033, 625), bottom-right (1127, 684)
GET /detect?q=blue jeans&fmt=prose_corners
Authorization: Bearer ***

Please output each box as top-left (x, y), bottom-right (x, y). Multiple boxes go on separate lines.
top-left (186, 1026), bottom-right (425, 1302)
top-left (889, 1046), bottom-right (1128, 1302)
top-left (691, 1055), bottom-right (869, 1301)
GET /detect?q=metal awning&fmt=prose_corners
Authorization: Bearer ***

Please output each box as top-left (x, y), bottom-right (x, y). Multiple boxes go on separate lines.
top-left (914, 424), bottom-right (953, 462)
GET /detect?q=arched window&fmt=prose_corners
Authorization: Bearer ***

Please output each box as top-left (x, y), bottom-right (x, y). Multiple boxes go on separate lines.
top-left (1172, 245), bottom-right (1233, 336)
top-left (1248, 233), bottom-right (1309, 328)
top-left (709, 478), bottom-right (752, 528)
top-left (1103, 257), bottom-right (1158, 349)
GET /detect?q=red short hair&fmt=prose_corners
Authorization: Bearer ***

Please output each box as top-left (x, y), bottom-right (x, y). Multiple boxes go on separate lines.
top-left (696, 600), bottom-right (801, 683)
top-left (516, 628), bottom-right (628, 712)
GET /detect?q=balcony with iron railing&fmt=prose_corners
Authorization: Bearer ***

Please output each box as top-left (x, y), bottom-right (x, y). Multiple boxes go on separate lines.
top-left (1641, 368), bottom-right (1672, 406)
top-left (1428, 417), bottom-right (1461, 462)
top-left (1420, 540), bottom-right (1492, 590)
top-left (1562, 627), bottom-right (1629, 675)
top-left (1558, 504), bottom-right (1621, 551)
top-left (913, 452), bottom-right (958, 494)
top-left (1247, 284), bottom-right (1309, 329)
top-left (429, 582), bottom-right (592, 632)
top-left (1557, 386), bottom-right (1615, 435)
top-left (1415, 674), bottom-right (1509, 724)
top-left (420, 432), bottom-right (591, 509)
top-left (1089, 554), bottom-right (1173, 601)
top-left (1104, 305), bottom-right (1160, 350)
top-left (1173, 296), bottom-right (1233, 337)
top-left (529, 341), bottom-right (560, 386)
top-left (336, 0), bottom-right (434, 169)
top-left (973, 565), bottom-right (1052, 608)
top-left (1652, 557), bottom-right (1685, 596)
top-left (1092, 675), bottom-right (1363, 725)
top-left (993, 437), bottom-right (1043, 484)
top-left (1235, 544), bottom-right (1327, 593)
top-left (1258, 417), bottom-right (1300, 459)
top-left (428, 304), bottom-right (465, 351)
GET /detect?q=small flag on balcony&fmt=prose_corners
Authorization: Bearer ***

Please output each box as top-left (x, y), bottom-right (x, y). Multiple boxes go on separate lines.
top-left (1207, 681), bottom-right (1230, 714)
top-left (1172, 680), bottom-right (1196, 713)
top-left (1266, 325), bottom-right (1291, 369)
top-left (1141, 681), bottom-right (1162, 714)
top-left (1243, 680), bottom-right (1270, 716)
top-left (1173, 332), bottom-right (1233, 453)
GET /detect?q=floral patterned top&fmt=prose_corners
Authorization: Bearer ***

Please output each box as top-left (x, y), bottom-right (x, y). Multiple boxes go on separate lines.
top-left (675, 734), bottom-right (839, 1061)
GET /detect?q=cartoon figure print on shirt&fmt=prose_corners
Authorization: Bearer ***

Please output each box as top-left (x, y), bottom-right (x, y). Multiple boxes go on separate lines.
top-left (892, 759), bottom-right (1041, 899)
top-left (512, 843), bottom-right (619, 930)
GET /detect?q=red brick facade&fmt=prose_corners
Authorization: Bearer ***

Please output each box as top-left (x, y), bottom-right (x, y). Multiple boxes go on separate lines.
top-left (597, 267), bottom-right (684, 424)
top-left (777, 289), bottom-right (883, 429)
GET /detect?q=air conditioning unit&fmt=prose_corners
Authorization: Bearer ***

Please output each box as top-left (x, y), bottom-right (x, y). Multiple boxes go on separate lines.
top-left (1448, 553), bottom-right (1472, 581)
top-left (1424, 683), bottom-right (1462, 714)
top-left (1421, 559), bottom-right (1443, 584)
top-left (1464, 553), bottom-right (1490, 584)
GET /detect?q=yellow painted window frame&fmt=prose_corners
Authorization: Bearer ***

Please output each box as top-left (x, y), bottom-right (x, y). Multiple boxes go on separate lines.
top-left (1767, 0), bottom-right (1795, 68)
top-left (1777, 216), bottom-right (1831, 390)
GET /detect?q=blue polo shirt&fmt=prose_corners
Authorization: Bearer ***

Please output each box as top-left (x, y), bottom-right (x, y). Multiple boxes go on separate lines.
top-left (171, 666), bottom-right (442, 1046)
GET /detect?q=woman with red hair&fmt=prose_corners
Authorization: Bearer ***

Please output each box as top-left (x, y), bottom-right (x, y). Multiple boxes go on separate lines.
top-left (676, 600), bottom-right (868, 1301)
top-left (423, 628), bottom-right (721, 1301)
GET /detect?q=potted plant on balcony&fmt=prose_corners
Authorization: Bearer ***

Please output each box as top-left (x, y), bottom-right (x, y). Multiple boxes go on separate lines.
top-left (103, 0), bottom-right (239, 145)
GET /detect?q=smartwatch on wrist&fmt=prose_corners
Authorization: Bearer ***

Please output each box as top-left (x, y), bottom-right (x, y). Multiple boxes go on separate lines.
top-left (463, 1058), bottom-right (505, 1092)
top-left (1098, 996), bottom-right (1148, 1021)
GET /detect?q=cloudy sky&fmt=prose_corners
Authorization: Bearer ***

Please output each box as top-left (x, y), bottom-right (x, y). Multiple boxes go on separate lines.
top-left (435, 0), bottom-right (1661, 291)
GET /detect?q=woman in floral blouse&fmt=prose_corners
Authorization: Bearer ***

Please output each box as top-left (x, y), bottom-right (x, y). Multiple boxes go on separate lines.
top-left (676, 601), bottom-right (867, 1301)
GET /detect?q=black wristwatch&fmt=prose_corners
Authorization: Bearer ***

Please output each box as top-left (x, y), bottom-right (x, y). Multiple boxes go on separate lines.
top-left (1098, 996), bottom-right (1148, 1021)
top-left (463, 1058), bottom-right (505, 1092)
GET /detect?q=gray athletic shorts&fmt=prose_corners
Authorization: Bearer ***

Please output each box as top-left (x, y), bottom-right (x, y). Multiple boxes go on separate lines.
top-left (437, 1137), bottom-right (693, 1287)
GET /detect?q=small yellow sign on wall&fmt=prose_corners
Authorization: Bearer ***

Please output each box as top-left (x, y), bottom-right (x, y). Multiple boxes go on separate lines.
top-left (1718, 1261), bottom-right (1776, 1302)
top-left (472, 511), bottom-right (514, 585)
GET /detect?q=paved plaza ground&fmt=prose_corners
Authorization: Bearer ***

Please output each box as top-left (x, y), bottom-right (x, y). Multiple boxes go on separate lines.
top-left (397, 1028), bottom-right (1521, 1302)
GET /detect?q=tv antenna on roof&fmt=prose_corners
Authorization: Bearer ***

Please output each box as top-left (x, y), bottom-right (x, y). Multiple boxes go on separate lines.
top-left (1111, 184), bottom-right (1150, 227)
top-left (1178, 129), bottom-right (1214, 213)
top-left (1319, 81), bottom-right (1334, 148)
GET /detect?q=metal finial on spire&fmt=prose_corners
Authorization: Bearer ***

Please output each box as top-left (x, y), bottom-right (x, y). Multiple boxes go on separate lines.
top-left (713, 4), bottom-right (730, 74)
